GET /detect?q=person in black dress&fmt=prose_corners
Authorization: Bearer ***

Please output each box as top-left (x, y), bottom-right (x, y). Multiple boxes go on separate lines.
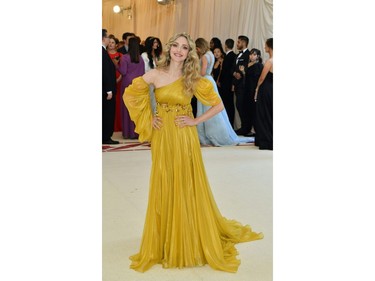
top-left (212, 46), bottom-right (225, 94)
top-left (255, 38), bottom-right (273, 150)
top-left (239, 48), bottom-right (263, 136)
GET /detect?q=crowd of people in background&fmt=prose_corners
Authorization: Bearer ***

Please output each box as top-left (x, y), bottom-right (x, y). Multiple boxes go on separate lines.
top-left (102, 29), bottom-right (273, 150)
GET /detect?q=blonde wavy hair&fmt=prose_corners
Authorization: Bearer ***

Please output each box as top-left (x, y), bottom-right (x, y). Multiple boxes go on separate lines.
top-left (157, 32), bottom-right (201, 97)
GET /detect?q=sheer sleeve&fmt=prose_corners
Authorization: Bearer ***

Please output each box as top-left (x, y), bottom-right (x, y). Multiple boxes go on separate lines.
top-left (123, 77), bottom-right (153, 142)
top-left (194, 77), bottom-right (221, 106)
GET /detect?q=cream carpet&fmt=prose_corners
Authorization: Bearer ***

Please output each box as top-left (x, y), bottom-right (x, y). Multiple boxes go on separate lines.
top-left (103, 137), bottom-right (272, 281)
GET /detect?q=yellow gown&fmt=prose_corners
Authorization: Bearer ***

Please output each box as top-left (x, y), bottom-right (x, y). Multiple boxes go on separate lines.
top-left (123, 76), bottom-right (263, 273)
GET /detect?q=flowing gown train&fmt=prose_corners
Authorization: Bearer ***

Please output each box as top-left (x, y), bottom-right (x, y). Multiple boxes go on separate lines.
top-left (124, 77), bottom-right (263, 273)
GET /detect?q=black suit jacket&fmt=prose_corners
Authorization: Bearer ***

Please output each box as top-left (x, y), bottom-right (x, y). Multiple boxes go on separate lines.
top-left (102, 46), bottom-right (117, 97)
top-left (219, 50), bottom-right (236, 91)
top-left (117, 45), bottom-right (128, 55)
top-left (232, 49), bottom-right (250, 88)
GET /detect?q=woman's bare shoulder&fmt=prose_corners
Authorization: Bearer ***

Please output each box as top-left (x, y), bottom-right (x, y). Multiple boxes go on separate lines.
top-left (143, 69), bottom-right (160, 84)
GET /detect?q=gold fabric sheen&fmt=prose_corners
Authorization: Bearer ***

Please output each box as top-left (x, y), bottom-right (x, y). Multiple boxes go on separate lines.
top-left (123, 77), bottom-right (263, 272)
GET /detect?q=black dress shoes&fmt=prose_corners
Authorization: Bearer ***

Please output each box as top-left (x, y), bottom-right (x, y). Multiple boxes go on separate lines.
top-left (259, 146), bottom-right (273, 150)
top-left (235, 128), bottom-right (253, 136)
top-left (103, 139), bottom-right (119, 145)
top-left (235, 128), bottom-right (246, 135)
top-left (244, 132), bottom-right (256, 137)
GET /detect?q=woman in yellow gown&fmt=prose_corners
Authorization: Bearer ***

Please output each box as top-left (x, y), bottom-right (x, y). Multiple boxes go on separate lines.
top-left (123, 32), bottom-right (263, 273)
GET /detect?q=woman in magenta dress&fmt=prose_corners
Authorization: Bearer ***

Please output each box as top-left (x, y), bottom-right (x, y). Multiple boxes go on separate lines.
top-left (118, 37), bottom-right (145, 139)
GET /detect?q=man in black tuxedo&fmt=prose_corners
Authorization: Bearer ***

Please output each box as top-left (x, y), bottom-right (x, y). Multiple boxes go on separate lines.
top-left (102, 29), bottom-right (119, 144)
top-left (219, 38), bottom-right (236, 128)
top-left (117, 32), bottom-right (135, 55)
top-left (232, 35), bottom-right (252, 136)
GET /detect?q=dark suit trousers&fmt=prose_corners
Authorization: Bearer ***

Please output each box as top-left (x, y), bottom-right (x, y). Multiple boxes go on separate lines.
top-left (219, 84), bottom-right (235, 128)
top-left (102, 94), bottom-right (116, 141)
top-left (235, 86), bottom-right (252, 133)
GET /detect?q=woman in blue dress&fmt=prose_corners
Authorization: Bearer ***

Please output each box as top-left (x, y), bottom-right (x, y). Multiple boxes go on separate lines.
top-left (195, 38), bottom-right (251, 146)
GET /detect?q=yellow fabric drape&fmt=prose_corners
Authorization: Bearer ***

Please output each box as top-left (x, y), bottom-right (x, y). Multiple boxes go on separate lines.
top-left (123, 77), bottom-right (263, 272)
top-left (123, 77), bottom-right (153, 142)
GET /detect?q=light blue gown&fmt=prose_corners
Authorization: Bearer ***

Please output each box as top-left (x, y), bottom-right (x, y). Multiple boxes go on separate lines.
top-left (196, 51), bottom-right (253, 146)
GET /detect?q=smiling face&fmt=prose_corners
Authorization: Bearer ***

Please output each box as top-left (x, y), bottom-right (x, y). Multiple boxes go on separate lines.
top-left (107, 38), bottom-right (117, 51)
top-left (170, 36), bottom-right (190, 62)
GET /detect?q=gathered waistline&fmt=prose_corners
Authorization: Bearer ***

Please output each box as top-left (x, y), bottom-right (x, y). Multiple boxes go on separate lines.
top-left (156, 102), bottom-right (192, 115)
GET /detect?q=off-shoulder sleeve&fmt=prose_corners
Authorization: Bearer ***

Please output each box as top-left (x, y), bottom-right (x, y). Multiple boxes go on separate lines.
top-left (123, 77), bottom-right (152, 142)
top-left (194, 77), bottom-right (221, 106)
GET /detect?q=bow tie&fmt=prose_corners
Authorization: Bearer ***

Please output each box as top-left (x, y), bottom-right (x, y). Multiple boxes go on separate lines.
top-left (239, 51), bottom-right (243, 54)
